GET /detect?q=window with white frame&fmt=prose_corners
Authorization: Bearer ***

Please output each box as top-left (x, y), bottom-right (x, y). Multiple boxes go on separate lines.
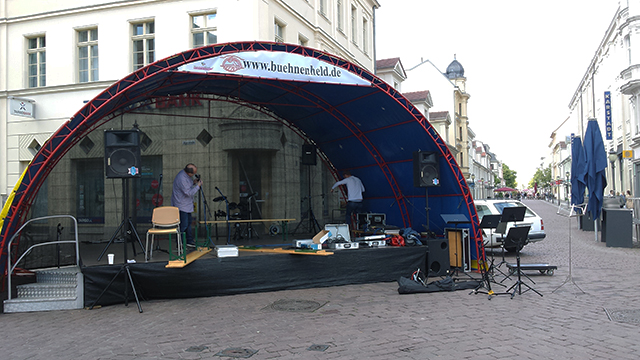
top-left (132, 21), bottom-right (155, 70)
top-left (351, 6), bottom-right (357, 44)
top-left (27, 35), bottom-right (46, 88)
top-left (275, 20), bottom-right (285, 43)
top-left (625, 35), bottom-right (631, 66)
top-left (77, 28), bottom-right (98, 83)
top-left (192, 12), bottom-right (217, 48)
top-left (320, 0), bottom-right (326, 16)
top-left (362, 18), bottom-right (368, 53)
top-left (337, 0), bottom-right (343, 30)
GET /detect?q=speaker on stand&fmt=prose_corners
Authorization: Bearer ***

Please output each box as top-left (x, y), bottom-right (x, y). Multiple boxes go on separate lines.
top-left (413, 151), bottom-right (440, 232)
top-left (93, 129), bottom-right (146, 312)
top-left (293, 144), bottom-right (321, 234)
top-left (99, 129), bottom-right (146, 260)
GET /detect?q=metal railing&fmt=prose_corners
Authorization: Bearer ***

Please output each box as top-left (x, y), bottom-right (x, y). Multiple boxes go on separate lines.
top-left (6, 215), bottom-right (80, 300)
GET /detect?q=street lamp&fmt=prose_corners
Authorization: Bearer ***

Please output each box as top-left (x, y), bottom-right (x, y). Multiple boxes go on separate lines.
top-left (470, 174), bottom-right (476, 198)
top-left (608, 150), bottom-right (618, 193)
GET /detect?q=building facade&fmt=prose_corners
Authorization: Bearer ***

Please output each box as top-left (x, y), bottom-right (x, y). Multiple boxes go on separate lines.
top-left (378, 56), bottom-right (501, 199)
top-left (0, 0), bottom-right (380, 239)
top-left (559, 1), bottom-right (640, 199)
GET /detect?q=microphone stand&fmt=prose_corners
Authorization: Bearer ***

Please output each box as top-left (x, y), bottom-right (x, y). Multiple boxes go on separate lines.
top-left (197, 175), bottom-right (212, 248)
top-left (215, 187), bottom-right (231, 245)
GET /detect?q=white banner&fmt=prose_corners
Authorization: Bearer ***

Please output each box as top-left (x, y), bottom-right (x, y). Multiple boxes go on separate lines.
top-left (177, 51), bottom-right (371, 86)
top-left (10, 98), bottom-right (35, 118)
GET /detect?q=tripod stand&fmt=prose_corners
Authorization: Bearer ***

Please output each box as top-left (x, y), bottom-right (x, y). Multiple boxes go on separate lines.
top-left (292, 165), bottom-right (321, 235)
top-left (98, 179), bottom-right (146, 262)
top-left (552, 203), bottom-right (586, 294)
top-left (292, 195), bottom-right (321, 234)
top-left (504, 225), bottom-right (543, 298)
top-left (91, 178), bottom-right (143, 312)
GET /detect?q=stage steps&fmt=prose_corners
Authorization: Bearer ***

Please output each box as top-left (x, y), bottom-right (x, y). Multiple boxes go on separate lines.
top-left (4, 266), bottom-right (84, 313)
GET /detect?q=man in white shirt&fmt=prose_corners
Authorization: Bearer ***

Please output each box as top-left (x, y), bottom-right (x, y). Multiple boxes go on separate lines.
top-left (331, 170), bottom-right (365, 227)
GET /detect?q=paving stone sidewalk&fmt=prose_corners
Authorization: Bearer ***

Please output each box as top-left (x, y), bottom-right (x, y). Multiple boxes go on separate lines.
top-left (2, 200), bottom-right (640, 359)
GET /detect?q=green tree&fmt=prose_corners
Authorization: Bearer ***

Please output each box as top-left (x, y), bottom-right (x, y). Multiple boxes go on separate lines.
top-left (529, 165), bottom-right (552, 192)
top-left (503, 164), bottom-right (517, 189)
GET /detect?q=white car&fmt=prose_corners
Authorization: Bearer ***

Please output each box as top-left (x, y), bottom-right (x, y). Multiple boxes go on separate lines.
top-left (474, 199), bottom-right (546, 252)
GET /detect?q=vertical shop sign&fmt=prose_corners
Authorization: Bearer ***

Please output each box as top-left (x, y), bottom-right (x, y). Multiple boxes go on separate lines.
top-left (604, 91), bottom-right (612, 140)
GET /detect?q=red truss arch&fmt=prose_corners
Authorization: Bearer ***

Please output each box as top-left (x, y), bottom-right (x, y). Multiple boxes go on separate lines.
top-left (0, 41), bottom-right (484, 274)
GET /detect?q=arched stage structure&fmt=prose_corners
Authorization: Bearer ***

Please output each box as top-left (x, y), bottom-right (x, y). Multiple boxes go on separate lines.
top-left (0, 41), bottom-right (485, 275)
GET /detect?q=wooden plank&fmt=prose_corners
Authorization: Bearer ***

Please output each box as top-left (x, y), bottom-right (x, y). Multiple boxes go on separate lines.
top-left (200, 218), bottom-right (296, 225)
top-left (238, 246), bottom-right (333, 256)
top-left (165, 247), bottom-right (212, 268)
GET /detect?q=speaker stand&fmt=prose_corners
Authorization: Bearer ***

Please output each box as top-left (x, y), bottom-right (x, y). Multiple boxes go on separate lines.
top-left (98, 178), bottom-right (145, 261)
top-left (91, 178), bottom-right (143, 312)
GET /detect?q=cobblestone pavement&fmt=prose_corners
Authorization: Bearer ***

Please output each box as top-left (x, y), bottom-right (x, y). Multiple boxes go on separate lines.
top-left (3, 200), bottom-right (640, 359)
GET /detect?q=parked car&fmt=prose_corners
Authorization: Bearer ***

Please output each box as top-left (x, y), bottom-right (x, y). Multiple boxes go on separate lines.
top-left (474, 199), bottom-right (546, 252)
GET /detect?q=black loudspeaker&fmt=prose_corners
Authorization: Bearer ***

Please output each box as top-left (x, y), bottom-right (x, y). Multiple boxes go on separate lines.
top-left (302, 144), bottom-right (317, 165)
top-left (104, 130), bottom-right (141, 178)
top-left (413, 151), bottom-right (440, 187)
top-left (427, 238), bottom-right (450, 277)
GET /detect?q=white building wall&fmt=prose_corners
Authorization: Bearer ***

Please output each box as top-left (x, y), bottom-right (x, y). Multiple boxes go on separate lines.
top-left (0, 0), bottom-right (379, 202)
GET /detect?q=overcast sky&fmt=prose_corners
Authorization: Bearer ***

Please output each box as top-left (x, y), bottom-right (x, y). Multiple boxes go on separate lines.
top-left (375, 0), bottom-right (621, 187)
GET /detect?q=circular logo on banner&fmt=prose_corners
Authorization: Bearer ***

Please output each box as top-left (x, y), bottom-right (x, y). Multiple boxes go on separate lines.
top-left (151, 180), bottom-right (159, 189)
top-left (152, 194), bottom-right (164, 207)
top-left (221, 55), bottom-right (244, 72)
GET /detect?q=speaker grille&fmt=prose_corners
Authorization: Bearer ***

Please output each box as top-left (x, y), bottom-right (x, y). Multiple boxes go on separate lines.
top-left (104, 130), bottom-right (141, 178)
top-left (108, 149), bottom-right (138, 175)
top-left (413, 151), bottom-right (440, 187)
top-left (427, 239), bottom-right (449, 277)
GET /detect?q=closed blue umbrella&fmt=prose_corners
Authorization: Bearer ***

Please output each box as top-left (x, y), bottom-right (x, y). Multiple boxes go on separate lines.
top-left (570, 135), bottom-right (587, 205)
top-left (583, 119), bottom-right (608, 221)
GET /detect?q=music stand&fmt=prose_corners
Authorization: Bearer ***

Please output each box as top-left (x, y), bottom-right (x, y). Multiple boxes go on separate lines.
top-left (479, 214), bottom-right (509, 282)
top-left (503, 225), bottom-right (543, 298)
top-left (500, 206), bottom-right (526, 223)
top-left (497, 206), bottom-right (526, 257)
top-left (472, 214), bottom-right (510, 299)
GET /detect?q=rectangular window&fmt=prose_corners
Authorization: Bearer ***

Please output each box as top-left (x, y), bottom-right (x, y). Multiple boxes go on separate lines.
top-left (320, 0), bottom-right (326, 15)
top-left (274, 21), bottom-right (285, 43)
top-left (27, 35), bottom-right (46, 88)
top-left (132, 21), bottom-right (155, 70)
top-left (134, 156), bottom-right (163, 224)
top-left (78, 28), bottom-right (99, 83)
top-left (337, 0), bottom-right (343, 30)
top-left (192, 12), bottom-right (217, 48)
top-left (362, 18), bottom-right (368, 53)
top-left (351, 6), bottom-right (357, 44)
top-left (76, 159), bottom-right (105, 224)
